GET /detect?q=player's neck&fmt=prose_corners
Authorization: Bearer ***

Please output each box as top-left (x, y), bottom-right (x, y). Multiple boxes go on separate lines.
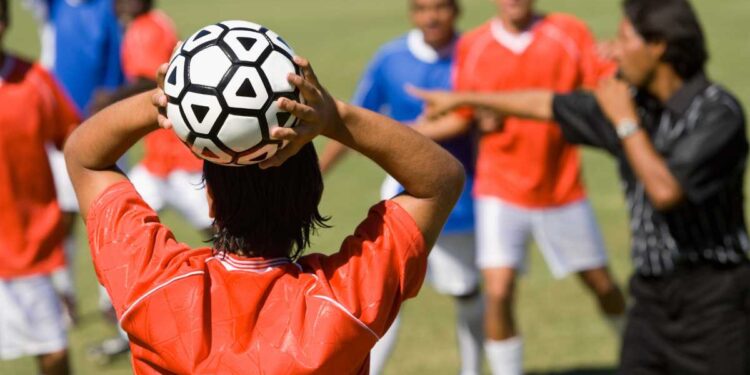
top-left (499, 13), bottom-right (535, 34)
top-left (426, 32), bottom-right (456, 51)
top-left (648, 65), bottom-right (685, 104)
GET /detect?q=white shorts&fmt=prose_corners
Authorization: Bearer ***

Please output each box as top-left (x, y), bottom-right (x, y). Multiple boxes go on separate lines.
top-left (129, 165), bottom-right (212, 229)
top-left (381, 176), bottom-right (479, 296)
top-left (427, 233), bottom-right (479, 296)
top-left (47, 145), bottom-right (79, 213)
top-left (476, 196), bottom-right (608, 279)
top-left (0, 275), bottom-right (67, 359)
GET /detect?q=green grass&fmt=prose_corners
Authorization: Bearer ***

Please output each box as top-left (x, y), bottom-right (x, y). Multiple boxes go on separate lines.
top-left (3, 0), bottom-right (749, 374)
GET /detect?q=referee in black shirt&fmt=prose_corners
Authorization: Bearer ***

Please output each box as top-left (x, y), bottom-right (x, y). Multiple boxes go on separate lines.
top-left (410, 0), bottom-right (750, 373)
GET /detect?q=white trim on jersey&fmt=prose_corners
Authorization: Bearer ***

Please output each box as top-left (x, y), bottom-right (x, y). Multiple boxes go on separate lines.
top-left (406, 29), bottom-right (456, 64)
top-left (310, 295), bottom-right (381, 340)
top-left (490, 17), bottom-right (540, 55)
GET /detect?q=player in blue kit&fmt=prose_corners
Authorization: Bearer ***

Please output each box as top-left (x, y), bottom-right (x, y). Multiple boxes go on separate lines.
top-left (319, 1), bottom-right (483, 374)
top-left (24, 0), bottom-right (124, 326)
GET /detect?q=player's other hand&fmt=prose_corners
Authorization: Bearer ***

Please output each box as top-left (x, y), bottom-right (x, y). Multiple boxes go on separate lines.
top-left (151, 63), bottom-right (172, 130)
top-left (406, 85), bottom-right (461, 120)
top-left (260, 56), bottom-right (344, 169)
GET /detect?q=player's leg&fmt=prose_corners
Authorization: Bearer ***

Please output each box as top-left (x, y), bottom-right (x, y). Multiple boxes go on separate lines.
top-left (531, 199), bottom-right (626, 333)
top-left (0, 275), bottom-right (69, 375)
top-left (427, 233), bottom-right (483, 375)
top-left (476, 196), bottom-right (531, 375)
top-left (47, 145), bottom-right (79, 325)
top-left (164, 170), bottom-right (213, 236)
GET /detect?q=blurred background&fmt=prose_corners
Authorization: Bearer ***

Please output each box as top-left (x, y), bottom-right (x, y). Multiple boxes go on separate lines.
top-left (2, 0), bottom-right (749, 374)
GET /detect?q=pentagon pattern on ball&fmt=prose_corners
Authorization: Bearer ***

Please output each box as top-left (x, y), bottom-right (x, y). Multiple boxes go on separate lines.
top-left (181, 92), bottom-right (224, 135)
top-left (166, 103), bottom-right (192, 141)
top-left (222, 29), bottom-right (271, 64)
top-left (182, 24), bottom-right (224, 53)
top-left (220, 20), bottom-right (263, 31)
top-left (222, 66), bottom-right (269, 110)
top-left (191, 137), bottom-right (233, 165)
top-left (164, 55), bottom-right (186, 99)
top-left (237, 142), bottom-right (281, 166)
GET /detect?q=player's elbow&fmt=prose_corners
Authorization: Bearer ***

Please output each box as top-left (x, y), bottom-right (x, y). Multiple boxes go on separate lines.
top-left (62, 129), bottom-right (81, 172)
top-left (439, 156), bottom-right (466, 207)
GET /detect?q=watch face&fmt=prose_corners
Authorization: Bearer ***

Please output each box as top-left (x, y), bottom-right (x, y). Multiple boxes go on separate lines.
top-left (616, 120), bottom-right (639, 139)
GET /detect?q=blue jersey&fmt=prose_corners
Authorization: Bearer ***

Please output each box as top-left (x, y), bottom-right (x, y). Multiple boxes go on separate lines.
top-left (28, 0), bottom-right (124, 115)
top-left (352, 30), bottom-right (475, 234)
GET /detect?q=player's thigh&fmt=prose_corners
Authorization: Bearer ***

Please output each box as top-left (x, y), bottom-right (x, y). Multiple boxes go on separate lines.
top-left (427, 232), bottom-right (479, 296)
top-left (475, 196), bottom-right (532, 271)
top-left (531, 199), bottom-right (608, 279)
top-left (128, 165), bottom-right (166, 211)
top-left (165, 171), bottom-right (212, 229)
top-left (46, 145), bottom-right (79, 213)
top-left (0, 275), bottom-right (67, 360)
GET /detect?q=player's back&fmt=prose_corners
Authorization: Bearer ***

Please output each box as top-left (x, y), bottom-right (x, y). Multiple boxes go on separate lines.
top-left (89, 182), bottom-right (426, 374)
top-left (0, 55), bottom-right (79, 277)
top-left (454, 13), bottom-right (614, 207)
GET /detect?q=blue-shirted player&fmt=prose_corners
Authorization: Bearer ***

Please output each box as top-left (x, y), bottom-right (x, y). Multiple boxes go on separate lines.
top-left (319, 1), bottom-right (483, 374)
top-left (25, 0), bottom-right (124, 326)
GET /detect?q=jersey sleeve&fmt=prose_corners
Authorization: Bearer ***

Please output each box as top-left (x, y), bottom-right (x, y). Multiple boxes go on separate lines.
top-left (350, 52), bottom-right (386, 112)
top-left (667, 98), bottom-right (748, 203)
top-left (86, 181), bottom-right (197, 318)
top-left (552, 91), bottom-right (621, 154)
top-left (122, 17), bottom-right (178, 81)
top-left (302, 200), bottom-right (427, 338)
top-left (36, 67), bottom-right (81, 149)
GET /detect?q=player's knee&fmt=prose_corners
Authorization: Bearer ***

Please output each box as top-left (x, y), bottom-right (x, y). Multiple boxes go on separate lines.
top-left (579, 268), bottom-right (619, 298)
top-left (483, 283), bottom-right (514, 307)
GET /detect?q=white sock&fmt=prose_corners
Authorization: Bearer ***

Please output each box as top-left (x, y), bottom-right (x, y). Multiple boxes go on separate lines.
top-left (606, 314), bottom-right (626, 336)
top-left (369, 313), bottom-right (401, 375)
top-left (456, 294), bottom-right (484, 375)
top-left (485, 336), bottom-right (523, 375)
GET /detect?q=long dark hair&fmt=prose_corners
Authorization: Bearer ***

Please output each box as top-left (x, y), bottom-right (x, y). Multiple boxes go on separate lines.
top-left (623, 0), bottom-right (707, 80)
top-left (204, 142), bottom-right (330, 260)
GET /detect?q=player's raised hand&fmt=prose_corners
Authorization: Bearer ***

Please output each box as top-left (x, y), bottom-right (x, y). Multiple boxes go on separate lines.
top-left (406, 85), bottom-right (462, 120)
top-left (260, 56), bottom-right (345, 169)
top-left (151, 63), bottom-right (172, 130)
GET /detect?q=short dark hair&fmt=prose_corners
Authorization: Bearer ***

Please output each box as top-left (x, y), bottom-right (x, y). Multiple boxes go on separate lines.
top-left (204, 142), bottom-right (330, 260)
top-left (410, 0), bottom-right (460, 12)
top-left (1, 0), bottom-right (8, 26)
top-left (623, 0), bottom-right (708, 80)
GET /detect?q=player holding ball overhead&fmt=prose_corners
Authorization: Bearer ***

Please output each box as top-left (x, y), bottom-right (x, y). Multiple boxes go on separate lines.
top-left (65, 21), bottom-right (465, 374)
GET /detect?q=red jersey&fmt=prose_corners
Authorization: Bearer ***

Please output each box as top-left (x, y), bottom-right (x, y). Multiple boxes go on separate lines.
top-left (87, 181), bottom-right (427, 374)
top-left (121, 10), bottom-right (202, 176)
top-left (0, 55), bottom-right (80, 278)
top-left (454, 14), bottom-right (615, 207)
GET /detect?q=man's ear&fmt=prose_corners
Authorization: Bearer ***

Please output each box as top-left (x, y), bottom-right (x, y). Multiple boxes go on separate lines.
top-left (649, 40), bottom-right (667, 63)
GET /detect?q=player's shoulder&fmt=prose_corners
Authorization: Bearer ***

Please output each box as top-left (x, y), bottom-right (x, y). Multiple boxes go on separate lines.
top-left (130, 10), bottom-right (177, 36)
top-left (542, 12), bottom-right (593, 36)
top-left (458, 21), bottom-right (492, 45)
top-left (372, 34), bottom-right (411, 62)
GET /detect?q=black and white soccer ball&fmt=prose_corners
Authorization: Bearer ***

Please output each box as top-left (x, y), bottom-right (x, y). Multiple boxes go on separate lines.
top-left (164, 20), bottom-right (301, 166)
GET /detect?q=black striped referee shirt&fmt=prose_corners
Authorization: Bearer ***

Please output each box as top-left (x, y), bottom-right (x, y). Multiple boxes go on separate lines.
top-left (552, 73), bottom-right (749, 276)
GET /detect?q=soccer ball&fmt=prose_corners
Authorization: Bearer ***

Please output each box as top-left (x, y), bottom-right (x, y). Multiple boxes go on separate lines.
top-left (164, 20), bottom-right (301, 166)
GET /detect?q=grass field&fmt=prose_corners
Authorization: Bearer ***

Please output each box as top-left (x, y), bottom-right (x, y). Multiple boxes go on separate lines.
top-left (3, 0), bottom-right (750, 374)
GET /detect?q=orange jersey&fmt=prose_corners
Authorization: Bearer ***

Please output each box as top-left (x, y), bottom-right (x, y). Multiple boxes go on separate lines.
top-left (454, 14), bottom-right (615, 207)
top-left (122, 10), bottom-right (203, 176)
top-left (87, 181), bottom-right (427, 374)
top-left (0, 55), bottom-right (80, 278)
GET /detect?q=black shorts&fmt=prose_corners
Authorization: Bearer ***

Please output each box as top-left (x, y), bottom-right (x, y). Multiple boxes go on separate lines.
top-left (620, 263), bottom-right (750, 374)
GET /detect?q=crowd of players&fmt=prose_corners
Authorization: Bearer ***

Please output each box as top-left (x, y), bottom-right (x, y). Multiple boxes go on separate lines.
top-left (0, 0), bottom-right (748, 374)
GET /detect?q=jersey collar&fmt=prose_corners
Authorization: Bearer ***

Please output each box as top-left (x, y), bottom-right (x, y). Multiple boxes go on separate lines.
top-left (407, 29), bottom-right (456, 64)
top-left (214, 252), bottom-right (291, 272)
top-left (490, 16), bottom-right (542, 55)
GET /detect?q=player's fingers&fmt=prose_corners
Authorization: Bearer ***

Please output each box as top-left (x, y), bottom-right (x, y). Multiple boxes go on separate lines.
top-left (293, 56), bottom-right (320, 88)
top-left (156, 64), bottom-right (169, 90)
top-left (278, 97), bottom-right (316, 122)
top-left (259, 141), bottom-right (302, 169)
top-left (151, 91), bottom-right (168, 108)
top-left (269, 126), bottom-right (299, 142)
top-left (287, 73), bottom-right (321, 105)
top-left (404, 84), bottom-right (429, 99)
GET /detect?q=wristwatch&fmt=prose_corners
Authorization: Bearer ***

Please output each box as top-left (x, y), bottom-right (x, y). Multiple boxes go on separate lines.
top-left (615, 119), bottom-right (640, 140)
